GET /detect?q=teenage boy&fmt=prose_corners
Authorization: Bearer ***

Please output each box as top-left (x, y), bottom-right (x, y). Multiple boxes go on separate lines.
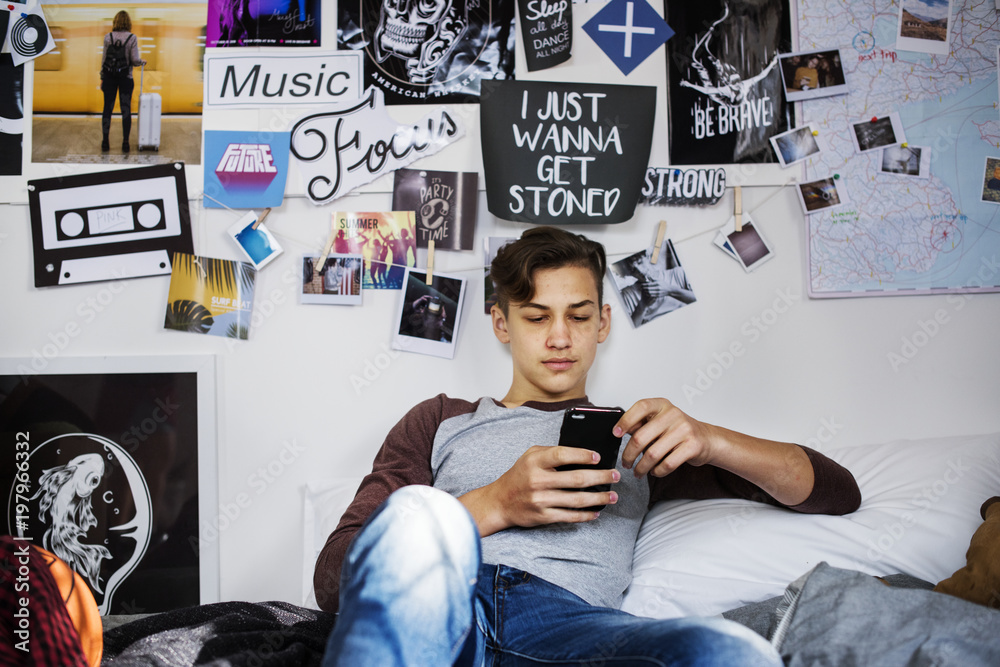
top-left (315, 226), bottom-right (861, 666)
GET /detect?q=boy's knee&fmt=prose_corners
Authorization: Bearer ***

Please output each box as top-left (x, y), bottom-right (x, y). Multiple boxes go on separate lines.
top-left (380, 486), bottom-right (479, 555)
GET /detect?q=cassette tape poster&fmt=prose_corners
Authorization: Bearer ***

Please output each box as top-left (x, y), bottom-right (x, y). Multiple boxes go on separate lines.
top-left (663, 0), bottom-right (793, 165)
top-left (337, 0), bottom-right (515, 104)
top-left (27, 164), bottom-right (194, 288)
top-left (1, 369), bottom-right (202, 614)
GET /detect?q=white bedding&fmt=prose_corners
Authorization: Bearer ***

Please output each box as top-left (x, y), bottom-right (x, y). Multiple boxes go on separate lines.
top-left (302, 432), bottom-right (1000, 617)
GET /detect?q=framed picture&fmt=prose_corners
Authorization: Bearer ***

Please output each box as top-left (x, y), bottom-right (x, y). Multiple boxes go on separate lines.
top-left (1, 355), bottom-right (218, 614)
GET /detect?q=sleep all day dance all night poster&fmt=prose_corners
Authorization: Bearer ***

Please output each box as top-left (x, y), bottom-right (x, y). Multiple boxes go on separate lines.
top-left (663, 0), bottom-right (794, 165)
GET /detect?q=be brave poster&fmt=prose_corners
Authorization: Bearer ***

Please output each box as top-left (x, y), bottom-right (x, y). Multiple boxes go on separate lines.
top-left (480, 80), bottom-right (655, 225)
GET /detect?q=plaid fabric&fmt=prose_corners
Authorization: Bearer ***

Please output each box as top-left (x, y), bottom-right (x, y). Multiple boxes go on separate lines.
top-left (0, 535), bottom-right (88, 667)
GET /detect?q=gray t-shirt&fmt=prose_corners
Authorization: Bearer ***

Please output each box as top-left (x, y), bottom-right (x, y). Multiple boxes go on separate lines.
top-left (431, 397), bottom-right (648, 608)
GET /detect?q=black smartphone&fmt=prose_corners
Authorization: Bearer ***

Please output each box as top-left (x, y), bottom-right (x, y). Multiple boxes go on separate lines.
top-left (555, 406), bottom-right (625, 511)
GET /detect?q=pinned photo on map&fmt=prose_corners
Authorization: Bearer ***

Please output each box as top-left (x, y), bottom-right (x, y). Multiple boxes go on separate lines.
top-left (880, 145), bottom-right (931, 178)
top-left (981, 157), bottom-right (1000, 205)
top-left (778, 49), bottom-right (848, 102)
top-left (770, 125), bottom-right (822, 167)
top-left (896, 0), bottom-right (952, 55)
top-left (850, 113), bottom-right (906, 154)
top-left (796, 176), bottom-right (849, 214)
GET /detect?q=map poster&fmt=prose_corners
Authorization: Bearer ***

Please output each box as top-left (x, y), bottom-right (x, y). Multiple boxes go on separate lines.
top-left (663, 0), bottom-right (793, 165)
top-left (337, 0), bottom-right (516, 104)
top-left (798, 0), bottom-right (1000, 297)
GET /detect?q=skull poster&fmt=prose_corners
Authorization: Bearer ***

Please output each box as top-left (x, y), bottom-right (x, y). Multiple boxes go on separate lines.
top-left (2, 362), bottom-right (211, 614)
top-left (664, 0), bottom-right (794, 165)
top-left (337, 0), bottom-right (516, 104)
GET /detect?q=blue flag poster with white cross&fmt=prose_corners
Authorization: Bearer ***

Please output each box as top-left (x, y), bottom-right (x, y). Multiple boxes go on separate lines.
top-left (583, 0), bottom-right (673, 76)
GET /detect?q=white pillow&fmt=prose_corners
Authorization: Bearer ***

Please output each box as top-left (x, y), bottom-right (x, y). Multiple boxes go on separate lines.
top-left (301, 477), bottom-right (363, 609)
top-left (620, 432), bottom-right (1000, 619)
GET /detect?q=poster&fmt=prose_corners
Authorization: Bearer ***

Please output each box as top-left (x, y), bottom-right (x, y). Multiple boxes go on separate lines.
top-left (207, 0), bottom-right (321, 47)
top-left (337, 0), bottom-right (516, 104)
top-left (480, 80), bottom-right (656, 225)
top-left (290, 88), bottom-right (464, 205)
top-left (607, 239), bottom-right (696, 328)
top-left (663, 0), bottom-right (793, 165)
top-left (0, 355), bottom-right (218, 614)
top-left (518, 0), bottom-right (572, 71)
top-left (392, 169), bottom-right (478, 250)
top-left (328, 211), bottom-right (416, 289)
top-left (0, 52), bottom-right (23, 176)
top-left (28, 164), bottom-right (194, 288)
top-left (204, 131), bottom-right (291, 209)
top-left (164, 253), bottom-right (257, 340)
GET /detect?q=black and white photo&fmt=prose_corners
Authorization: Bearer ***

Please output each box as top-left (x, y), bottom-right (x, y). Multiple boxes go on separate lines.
top-left (394, 268), bottom-right (467, 358)
top-left (770, 125), bottom-right (822, 167)
top-left (850, 113), bottom-right (906, 154)
top-left (608, 239), bottom-right (696, 328)
top-left (880, 145), bottom-right (930, 178)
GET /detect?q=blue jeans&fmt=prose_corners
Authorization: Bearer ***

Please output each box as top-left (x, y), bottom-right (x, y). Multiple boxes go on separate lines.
top-left (322, 486), bottom-right (781, 667)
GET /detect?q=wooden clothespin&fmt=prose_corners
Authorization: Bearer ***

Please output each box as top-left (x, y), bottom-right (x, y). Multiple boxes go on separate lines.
top-left (425, 240), bottom-right (435, 284)
top-left (734, 186), bottom-right (743, 232)
top-left (650, 220), bottom-right (667, 264)
top-left (251, 207), bottom-right (271, 230)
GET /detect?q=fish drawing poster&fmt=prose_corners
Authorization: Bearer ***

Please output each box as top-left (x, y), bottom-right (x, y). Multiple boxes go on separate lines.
top-left (1, 365), bottom-right (206, 614)
top-left (663, 0), bottom-right (793, 165)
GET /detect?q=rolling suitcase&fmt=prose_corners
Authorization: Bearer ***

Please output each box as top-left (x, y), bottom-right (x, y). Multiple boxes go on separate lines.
top-left (137, 64), bottom-right (161, 152)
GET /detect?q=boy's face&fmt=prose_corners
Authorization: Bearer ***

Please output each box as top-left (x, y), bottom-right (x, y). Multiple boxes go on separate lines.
top-left (491, 265), bottom-right (611, 406)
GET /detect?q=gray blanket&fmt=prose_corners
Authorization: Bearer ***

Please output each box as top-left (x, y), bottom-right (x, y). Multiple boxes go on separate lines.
top-left (768, 562), bottom-right (1000, 666)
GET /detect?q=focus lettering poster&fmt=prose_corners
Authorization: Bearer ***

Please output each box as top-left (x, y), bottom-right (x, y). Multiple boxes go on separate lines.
top-left (663, 0), bottom-right (793, 165)
top-left (480, 80), bottom-right (656, 225)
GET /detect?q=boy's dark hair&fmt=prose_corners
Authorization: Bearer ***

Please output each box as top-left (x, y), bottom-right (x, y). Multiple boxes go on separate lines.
top-left (491, 226), bottom-right (606, 315)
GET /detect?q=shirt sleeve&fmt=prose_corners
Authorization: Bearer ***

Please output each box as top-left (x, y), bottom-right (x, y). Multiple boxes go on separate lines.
top-left (647, 445), bottom-right (861, 516)
top-left (130, 34), bottom-right (141, 67)
top-left (312, 394), bottom-right (473, 612)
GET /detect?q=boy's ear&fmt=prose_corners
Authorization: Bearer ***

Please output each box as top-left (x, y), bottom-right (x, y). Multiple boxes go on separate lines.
top-left (597, 302), bottom-right (611, 343)
top-left (491, 305), bottom-right (510, 344)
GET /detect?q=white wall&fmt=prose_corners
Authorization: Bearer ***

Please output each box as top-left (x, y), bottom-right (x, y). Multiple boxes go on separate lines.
top-left (3, 181), bottom-right (999, 605)
top-left (3, 0), bottom-right (999, 606)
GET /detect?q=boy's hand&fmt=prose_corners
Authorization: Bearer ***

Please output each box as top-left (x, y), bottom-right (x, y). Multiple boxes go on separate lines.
top-left (460, 445), bottom-right (619, 537)
top-left (616, 398), bottom-right (720, 478)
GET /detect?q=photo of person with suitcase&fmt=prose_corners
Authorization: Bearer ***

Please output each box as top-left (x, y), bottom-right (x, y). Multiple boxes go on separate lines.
top-left (100, 10), bottom-right (146, 153)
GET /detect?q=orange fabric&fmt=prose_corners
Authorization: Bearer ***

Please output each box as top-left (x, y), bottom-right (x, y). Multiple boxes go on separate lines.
top-left (35, 547), bottom-right (103, 667)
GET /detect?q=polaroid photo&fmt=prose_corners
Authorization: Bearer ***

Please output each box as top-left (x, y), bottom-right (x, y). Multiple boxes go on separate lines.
top-left (300, 253), bottom-right (363, 305)
top-left (607, 239), bottom-right (697, 329)
top-left (770, 125), bottom-right (823, 167)
top-left (713, 213), bottom-right (775, 272)
top-left (880, 145), bottom-right (931, 178)
top-left (393, 268), bottom-right (467, 359)
top-left (850, 113), bottom-right (906, 154)
top-left (778, 49), bottom-right (849, 102)
top-left (981, 157), bottom-right (1000, 205)
top-left (797, 177), bottom-right (850, 215)
top-left (484, 236), bottom-right (516, 314)
top-left (227, 211), bottom-right (283, 270)
top-left (896, 0), bottom-right (952, 56)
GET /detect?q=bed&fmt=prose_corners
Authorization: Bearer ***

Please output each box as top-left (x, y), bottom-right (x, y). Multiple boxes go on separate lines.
top-left (100, 432), bottom-right (1000, 665)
